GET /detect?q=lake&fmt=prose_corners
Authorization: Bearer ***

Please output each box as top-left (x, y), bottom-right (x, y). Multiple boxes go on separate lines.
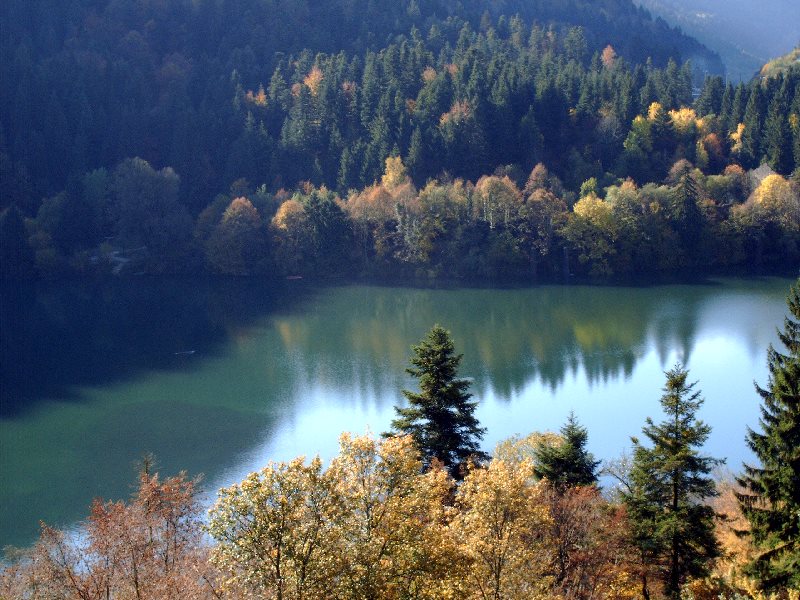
top-left (0, 276), bottom-right (793, 548)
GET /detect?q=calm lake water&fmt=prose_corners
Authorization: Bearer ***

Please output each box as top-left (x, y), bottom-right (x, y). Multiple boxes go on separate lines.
top-left (0, 276), bottom-right (794, 548)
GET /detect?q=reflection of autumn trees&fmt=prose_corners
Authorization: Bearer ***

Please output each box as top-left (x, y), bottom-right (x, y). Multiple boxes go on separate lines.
top-left (267, 284), bottom-right (703, 400)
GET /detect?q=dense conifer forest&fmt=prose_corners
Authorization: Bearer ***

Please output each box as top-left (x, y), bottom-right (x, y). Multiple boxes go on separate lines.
top-left (3, 0), bottom-right (797, 280)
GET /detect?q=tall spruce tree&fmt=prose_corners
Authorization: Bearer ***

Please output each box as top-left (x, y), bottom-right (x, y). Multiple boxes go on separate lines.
top-left (740, 85), bottom-right (764, 169)
top-left (388, 325), bottom-right (487, 478)
top-left (624, 365), bottom-right (721, 599)
top-left (737, 279), bottom-right (800, 592)
top-left (764, 78), bottom-right (794, 175)
top-left (534, 411), bottom-right (600, 488)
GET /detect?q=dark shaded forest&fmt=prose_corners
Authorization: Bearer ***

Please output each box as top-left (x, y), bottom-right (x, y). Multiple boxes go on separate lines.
top-left (1, 0), bottom-right (797, 281)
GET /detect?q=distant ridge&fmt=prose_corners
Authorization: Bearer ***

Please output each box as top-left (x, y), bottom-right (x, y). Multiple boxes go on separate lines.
top-left (760, 47), bottom-right (800, 80)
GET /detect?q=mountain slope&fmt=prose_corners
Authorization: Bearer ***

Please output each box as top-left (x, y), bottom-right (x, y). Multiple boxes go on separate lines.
top-left (633, 0), bottom-right (800, 81)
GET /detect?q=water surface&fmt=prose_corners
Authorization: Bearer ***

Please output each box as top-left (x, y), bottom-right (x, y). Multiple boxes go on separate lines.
top-left (0, 277), bottom-right (793, 548)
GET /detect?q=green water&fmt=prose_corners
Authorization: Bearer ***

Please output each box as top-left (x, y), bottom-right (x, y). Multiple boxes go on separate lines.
top-left (0, 277), bottom-right (793, 548)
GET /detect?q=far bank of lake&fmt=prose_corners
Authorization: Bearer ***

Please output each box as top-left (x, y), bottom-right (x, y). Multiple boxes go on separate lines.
top-left (0, 276), bottom-right (793, 548)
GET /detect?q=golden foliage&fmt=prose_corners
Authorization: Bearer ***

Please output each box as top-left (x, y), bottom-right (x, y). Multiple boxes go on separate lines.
top-left (668, 107), bottom-right (699, 135)
top-left (303, 65), bottom-right (323, 96)
top-left (751, 173), bottom-right (800, 229)
top-left (244, 84), bottom-right (267, 107)
top-left (208, 434), bottom-right (456, 600)
top-left (601, 45), bottom-right (617, 69)
top-left (730, 122), bottom-right (745, 153)
top-left (422, 66), bottom-right (437, 82)
top-left (222, 197), bottom-right (261, 227)
top-left (451, 459), bottom-right (554, 599)
top-left (271, 198), bottom-right (306, 231)
top-left (382, 155), bottom-right (409, 190)
top-left (474, 175), bottom-right (522, 228)
top-left (208, 456), bottom-right (339, 599)
top-left (573, 193), bottom-right (614, 229)
top-left (647, 101), bottom-right (664, 122)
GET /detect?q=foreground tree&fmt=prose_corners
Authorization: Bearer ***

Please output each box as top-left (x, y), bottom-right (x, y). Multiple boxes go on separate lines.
top-left (388, 325), bottom-right (487, 477)
top-left (533, 411), bottom-right (600, 489)
top-left (0, 464), bottom-right (215, 599)
top-left (624, 365), bottom-right (721, 598)
top-left (451, 458), bottom-right (554, 599)
top-left (208, 434), bottom-right (455, 600)
top-left (208, 455), bottom-right (339, 599)
top-left (737, 279), bottom-right (800, 592)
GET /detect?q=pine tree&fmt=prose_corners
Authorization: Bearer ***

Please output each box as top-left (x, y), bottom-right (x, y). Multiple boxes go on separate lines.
top-left (694, 75), bottom-right (724, 117)
top-left (533, 411), bottom-right (600, 489)
top-left (729, 83), bottom-right (747, 134)
top-left (737, 279), bottom-right (800, 592)
top-left (388, 325), bottom-right (487, 478)
top-left (740, 85), bottom-right (764, 169)
top-left (764, 78), bottom-right (794, 175)
top-left (624, 365), bottom-right (721, 599)
top-left (670, 165), bottom-right (704, 265)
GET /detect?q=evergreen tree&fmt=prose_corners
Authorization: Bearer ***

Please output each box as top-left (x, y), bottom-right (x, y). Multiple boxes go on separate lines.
top-left (388, 325), bottom-right (487, 478)
top-left (729, 83), bottom-right (747, 133)
top-left (740, 85), bottom-right (764, 169)
top-left (737, 279), bottom-right (800, 592)
top-left (764, 78), bottom-right (794, 175)
top-left (624, 365), bottom-right (721, 599)
top-left (694, 76), bottom-right (724, 117)
top-left (718, 82), bottom-right (733, 129)
top-left (670, 165), bottom-right (704, 265)
top-left (792, 85), bottom-right (800, 173)
top-left (533, 411), bottom-right (600, 488)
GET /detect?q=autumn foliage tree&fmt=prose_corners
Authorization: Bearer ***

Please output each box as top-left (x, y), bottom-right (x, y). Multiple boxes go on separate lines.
top-left (209, 433), bottom-right (457, 600)
top-left (0, 463), bottom-right (216, 600)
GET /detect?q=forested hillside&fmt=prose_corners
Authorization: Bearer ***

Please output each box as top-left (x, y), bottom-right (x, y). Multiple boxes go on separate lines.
top-left (1, 0), bottom-right (798, 282)
top-left (1, 0), bottom-right (719, 206)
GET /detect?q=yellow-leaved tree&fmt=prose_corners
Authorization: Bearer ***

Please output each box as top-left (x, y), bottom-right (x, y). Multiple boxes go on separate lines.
top-left (450, 458), bottom-right (554, 599)
top-left (208, 433), bottom-right (456, 600)
top-left (327, 433), bottom-right (456, 600)
top-left (208, 455), bottom-right (339, 599)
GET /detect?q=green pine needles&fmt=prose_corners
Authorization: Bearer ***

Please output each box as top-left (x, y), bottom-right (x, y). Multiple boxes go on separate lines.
top-left (624, 365), bottom-right (721, 599)
top-left (534, 411), bottom-right (600, 489)
top-left (388, 325), bottom-right (487, 478)
top-left (737, 279), bottom-right (800, 592)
